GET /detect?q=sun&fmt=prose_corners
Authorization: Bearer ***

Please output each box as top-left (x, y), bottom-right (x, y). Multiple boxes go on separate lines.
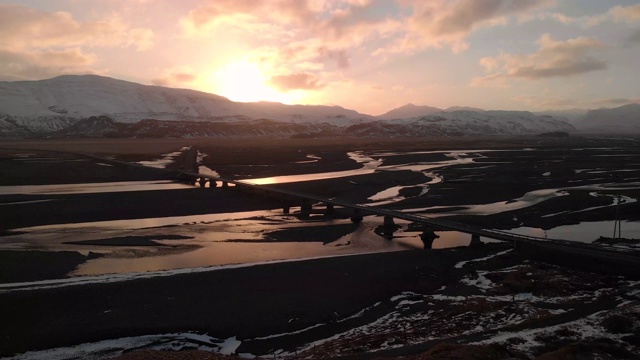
top-left (210, 61), bottom-right (301, 104)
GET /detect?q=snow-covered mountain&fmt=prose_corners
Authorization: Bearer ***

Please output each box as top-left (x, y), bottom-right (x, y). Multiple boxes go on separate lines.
top-left (573, 104), bottom-right (640, 133)
top-left (534, 108), bottom-right (588, 124)
top-left (376, 103), bottom-right (442, 119)
top-left (0, 75), bottom-right (576, 138)
top-left (377, 104), bottom-right (488, 120)
top-left (444, 106), bottom-right (485, 112)
top-left (352, 110), bottom-right (574, 137)
top-left (0, 75), bottom-right (372, 136)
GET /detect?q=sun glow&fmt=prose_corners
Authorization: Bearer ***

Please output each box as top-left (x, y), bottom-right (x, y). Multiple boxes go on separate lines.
top-left (210, 61), bottom-right (302, 104)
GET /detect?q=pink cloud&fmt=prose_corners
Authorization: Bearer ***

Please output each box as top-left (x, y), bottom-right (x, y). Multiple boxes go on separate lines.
top-left (268, 72), bottom-right (322, 91)
top-left (0, 48), bottom-right (98, 81)
top-left (383, 0), bottom-right (555, 54)
top-left (472, 34), bottom-right (606, 86)
top-left (0, 3), bottom-right (155, 51)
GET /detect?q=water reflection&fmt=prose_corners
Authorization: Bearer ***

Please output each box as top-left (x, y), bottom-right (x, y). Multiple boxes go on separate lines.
top-left (510, 220), bottom-right (640, 243)
top-left (242, 151), bottom-right (382, 185)
top-left (0, 181), bottom-right (193, 195)
top-left (6, 212), bottom-right (422, 276)
top-left (7, 146), bottom-right (640, 279)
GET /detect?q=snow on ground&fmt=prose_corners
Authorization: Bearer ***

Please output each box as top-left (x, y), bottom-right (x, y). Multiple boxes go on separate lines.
top-left (196, 151), bottom-right (221, 178)
top-left (284, 255), bottom-right (640, 359)
top-left (454, 249), bottom-right (513, 268)
top-left (137, 147), bottom-right (189, 168)
top-left (473, 302), bottom-right (640, 355)
top-left (5, 333), bottom-right (241, 360)
top-left (460, 270), bottom-right (495, 292)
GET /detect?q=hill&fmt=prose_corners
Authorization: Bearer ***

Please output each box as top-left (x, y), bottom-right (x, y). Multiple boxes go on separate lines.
top-left (0, 75), bottom-right (575, 138)
top-left (574, 103), bottom-right (640, 133)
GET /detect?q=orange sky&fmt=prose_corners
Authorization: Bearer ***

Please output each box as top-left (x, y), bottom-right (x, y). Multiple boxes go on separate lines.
top-left (1, 0), bottom-right (640, 115)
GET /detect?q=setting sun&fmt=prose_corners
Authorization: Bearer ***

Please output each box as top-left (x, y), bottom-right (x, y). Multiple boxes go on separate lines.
top-left (210, 61), bottom-right (302, 104)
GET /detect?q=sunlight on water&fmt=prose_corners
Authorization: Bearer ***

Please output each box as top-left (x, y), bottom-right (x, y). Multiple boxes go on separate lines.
top-left (242, 151), bottom-right (382, 185)
top-left (6, 146), bottom-right (640, 279)
top-left (0, 181), bottom-right (193, 195)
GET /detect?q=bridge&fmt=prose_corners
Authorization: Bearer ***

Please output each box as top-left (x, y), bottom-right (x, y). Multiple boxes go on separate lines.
top-left (7, 145), bottom-right (637, 274)
top-left (174, 168), bottom-right (640, 275)
top-left (78, 148), bottom-right (632, 246)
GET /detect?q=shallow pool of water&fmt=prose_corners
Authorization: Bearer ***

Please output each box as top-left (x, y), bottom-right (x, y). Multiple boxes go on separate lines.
top-left (0, 180), bottom-right (193, 195)
top-left (510, 220), bottom-right (640, 243)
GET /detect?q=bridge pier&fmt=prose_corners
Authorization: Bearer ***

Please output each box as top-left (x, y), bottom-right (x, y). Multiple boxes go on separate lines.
top-left (420, 229), bottom-right (439, 249)
top-left (210, 180), bottom-right (217, 188)
top-left (198, 178), bottom-right (207, 188)
top-left (299, 199), bottom-right (312, 219)
top-left (375, 215), bottom-right (400, 240)
top-left (222, 181), bottom-right (229, 188)
top-left (383, 215), bottom-right (397, 228)
top-left (324, 203), bottom-right (334, 216)
top-left (470, 234), bottom-right (482, 247)
top-left (350, 209), bottom-right (363, 223)
top-left (301, 199), bottom-right (312, 212)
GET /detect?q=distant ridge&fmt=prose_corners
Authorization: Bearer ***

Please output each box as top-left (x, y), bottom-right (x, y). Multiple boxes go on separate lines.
top-left (0, 75), bottom-right (576, 137)
top-left (376, 103), bottom-right (442, 119)
top-left (574, 103), bottom-right (640, 133)
top-left (0, 74), bottom-right (372, 128)
top-left (444, 106), bottom-right (485, 112)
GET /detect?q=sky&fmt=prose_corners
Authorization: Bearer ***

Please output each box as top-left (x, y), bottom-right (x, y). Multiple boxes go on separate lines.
top-left (1, 0), bottom-right (639, 115)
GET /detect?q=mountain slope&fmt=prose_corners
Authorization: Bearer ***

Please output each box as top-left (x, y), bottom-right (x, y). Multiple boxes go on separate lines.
top-left (376, 103), bottom-right (442, 120)
top-left (574, 104), bottom-right (640, 133)
top-left (0, 75), bottom-right (576, 138)
top-left (0, 75), bottom-right (372, 133)
top-left (444, 106), bottom-right (485, 112)
top-left (360, 110), bottom-right (575, 136)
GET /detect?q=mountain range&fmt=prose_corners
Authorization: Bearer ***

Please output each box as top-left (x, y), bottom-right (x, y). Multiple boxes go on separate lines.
top-left (0, 75), bottom-right (637, 138)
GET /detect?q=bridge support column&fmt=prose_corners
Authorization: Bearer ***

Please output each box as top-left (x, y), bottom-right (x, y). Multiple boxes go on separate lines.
top-left (420, 229), bottom-right (439, 249)
top-left (375, 215), bottom-right (400, 240)
top-left (222, 181), bottom-right (229, 188)
top-left (470, 234), bottom-right (482, 247)
top-left (383, 215), bottom-right (397, 228)
top-left (324, 203), bottom-right (334, 216)
top-left (198, 178), bottom-right (207, 188)
top-left (350, 209), bottom-right (363, 223)
top-left (299, 199), bottom-right (312, 219)
top-left (301, 199), bottom-right (312, 212)
top-left (210, 180), bottom-right (217, 188)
